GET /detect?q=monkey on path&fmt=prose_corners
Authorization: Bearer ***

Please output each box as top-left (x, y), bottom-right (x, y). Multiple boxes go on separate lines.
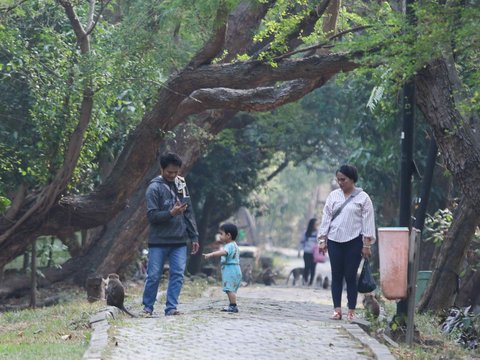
top-left (322, 276), bottom-right (330, 289)
top-left (105, 273), bottom-right (136, 317)
top-left (362, 293), bottom-right (380, 319)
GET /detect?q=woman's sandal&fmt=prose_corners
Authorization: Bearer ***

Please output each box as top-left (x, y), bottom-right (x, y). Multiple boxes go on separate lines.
top-left (347, 310), bottom-right (355, 322)
top-left (330, 310), bottom-right (342, 320)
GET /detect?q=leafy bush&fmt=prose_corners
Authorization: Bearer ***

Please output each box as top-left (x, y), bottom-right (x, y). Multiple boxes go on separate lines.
top-left (0, 195), bottom-right (11, 214)
top-left (440, 306), bottom-right (479, 350)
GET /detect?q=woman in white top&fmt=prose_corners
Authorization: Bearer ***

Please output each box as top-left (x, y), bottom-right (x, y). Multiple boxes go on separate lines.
top-left (318, 165), bottom-right (376, 321)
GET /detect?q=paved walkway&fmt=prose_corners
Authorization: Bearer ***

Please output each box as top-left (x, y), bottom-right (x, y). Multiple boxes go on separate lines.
top-left (91, 285), bottom-right (394, 360)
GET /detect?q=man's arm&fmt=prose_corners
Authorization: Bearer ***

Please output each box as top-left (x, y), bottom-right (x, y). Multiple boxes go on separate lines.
top-left (145, 185), bottom-right (172, 224)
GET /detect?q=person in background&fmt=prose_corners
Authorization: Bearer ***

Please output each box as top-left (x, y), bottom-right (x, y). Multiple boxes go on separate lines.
top-left (298, 218), bottom-right (319, 286)
top-left (317, 165), bottom-right (375, 322)
top-left (203, 223), bottom-right (242, 313)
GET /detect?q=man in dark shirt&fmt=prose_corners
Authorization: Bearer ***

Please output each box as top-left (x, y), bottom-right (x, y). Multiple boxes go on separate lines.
top-left (141, 152), bottom-right (199, 316)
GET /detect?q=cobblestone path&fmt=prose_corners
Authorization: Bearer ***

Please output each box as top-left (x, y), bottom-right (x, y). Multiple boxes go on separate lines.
top-left (102, 286), bottom-right (391, 360)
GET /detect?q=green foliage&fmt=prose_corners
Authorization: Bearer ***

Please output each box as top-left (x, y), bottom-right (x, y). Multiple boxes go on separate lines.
top-left (0, 195), bottom-right (11, 214)
top-left (0, 0), bottom-right (241, 195)
top-left (254, 0), bottom-right (313, 60)
top-left (188, 127), bottom-right (272, 223)
top-left (424, 208), bottom-right (454, 245)
top-left (252, 0), bottom-right (479, 114)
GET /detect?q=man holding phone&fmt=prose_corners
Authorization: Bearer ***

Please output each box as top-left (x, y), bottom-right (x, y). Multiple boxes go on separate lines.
top-left (141, 152), bottom-right (199, 316)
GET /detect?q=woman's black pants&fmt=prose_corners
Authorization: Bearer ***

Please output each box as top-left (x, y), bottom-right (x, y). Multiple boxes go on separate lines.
top-left (303, 252), bottom-right (316, 285)
top-left (328, 235), bottom-right (363, 309)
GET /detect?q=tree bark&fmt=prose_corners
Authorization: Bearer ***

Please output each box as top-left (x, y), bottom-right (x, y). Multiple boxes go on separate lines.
top-left (417, 197), bottom-right (479, 311)
top-left (456, 260), bottom-right (480, 308)
top-left (415, 57), bottom-right (480, 211)
top-left (415, 54), bottom-right (480, 311)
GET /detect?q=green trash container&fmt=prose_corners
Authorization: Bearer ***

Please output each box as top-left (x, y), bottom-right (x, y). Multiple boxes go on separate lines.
top-left (415, 271), bottom-right (432, 305)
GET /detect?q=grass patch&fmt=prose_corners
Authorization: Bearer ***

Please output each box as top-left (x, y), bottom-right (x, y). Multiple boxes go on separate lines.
top-left (364, 300), bottom-right (480, 359)
top-left (0, 287), bottom-right (105, 360)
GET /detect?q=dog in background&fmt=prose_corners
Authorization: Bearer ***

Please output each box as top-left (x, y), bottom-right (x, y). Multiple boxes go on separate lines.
top-left (286, 267), bottom-right (304, 286)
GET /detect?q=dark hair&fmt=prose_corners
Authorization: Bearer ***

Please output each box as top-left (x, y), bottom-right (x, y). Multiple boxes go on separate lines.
top-left (336, 164), bottom-right (358, 183)
top-left (305, 218), bottom-right (317, 237)
top-left (160, 152), bottom-right (182, 169)
top-left (219, 223), bottom-right (238, 240)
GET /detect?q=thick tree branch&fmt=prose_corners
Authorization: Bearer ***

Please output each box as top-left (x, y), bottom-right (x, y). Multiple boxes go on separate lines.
top-left (174, 79), bottom-right (324, 119)
top-left (178, 53), bottom-right (358, 92)
top-left (187, 2), bottom-right (229, 68)
top-left (266, 156), bottom-right (290, 181)
top-left (223, 0), bottom-right (275, 61)
top-left (58, 0), bottom-right (89, 53)
top-left (251, 0), bottom-right (330, 57)
top-left (86, 0), bottom-right (95, 31)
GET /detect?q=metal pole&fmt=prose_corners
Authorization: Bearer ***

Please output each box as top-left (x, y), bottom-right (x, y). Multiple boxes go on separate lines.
top-left (397, 79), bottom-right (415, 320)
top-left (396, 0), bottom-right (416, 324)
top-left (406, 229), bottom-right (421, 345)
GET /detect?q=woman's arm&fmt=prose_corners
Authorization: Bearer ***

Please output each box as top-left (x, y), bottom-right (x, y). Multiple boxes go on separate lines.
top-left (361, 194), bottom-right (376, 244)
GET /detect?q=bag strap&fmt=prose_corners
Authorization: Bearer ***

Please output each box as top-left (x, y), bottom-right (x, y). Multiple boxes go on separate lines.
top-left (331, 188), bottom-right (362, 221)
top-left (161, 182), bottom-right (180, 203)
top-left (357, 257), bottom-right (366, 276)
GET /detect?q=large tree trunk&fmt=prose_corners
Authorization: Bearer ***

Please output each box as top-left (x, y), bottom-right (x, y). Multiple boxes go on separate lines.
top-left (415, 53), bottom-right (480, 311)
top-left (417, 197), bottom-right (479, 311)
top-left (416, 56), bottom-right (480, 210)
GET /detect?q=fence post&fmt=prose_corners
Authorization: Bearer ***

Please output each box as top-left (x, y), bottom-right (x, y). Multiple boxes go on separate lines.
top-left (406, 228), bottom-right (421, 345)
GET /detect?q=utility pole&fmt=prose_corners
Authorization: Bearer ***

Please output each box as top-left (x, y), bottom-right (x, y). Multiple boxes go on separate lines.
top-left (397, 0), bottom-right (416, 323)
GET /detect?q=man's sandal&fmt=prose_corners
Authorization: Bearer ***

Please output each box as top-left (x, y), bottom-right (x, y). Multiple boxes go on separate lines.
top-left (330, 310), bottom-right (342, 320)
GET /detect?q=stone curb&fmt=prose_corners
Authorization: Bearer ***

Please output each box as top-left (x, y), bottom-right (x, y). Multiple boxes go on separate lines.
top-left (342, 323), bottom-right (396, 360)
top-left (83, 306), bottom-right (119, 360)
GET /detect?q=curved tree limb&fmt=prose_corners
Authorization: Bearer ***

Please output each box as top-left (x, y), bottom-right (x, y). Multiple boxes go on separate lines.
top-left (174, 79), bottom-right (324, 119)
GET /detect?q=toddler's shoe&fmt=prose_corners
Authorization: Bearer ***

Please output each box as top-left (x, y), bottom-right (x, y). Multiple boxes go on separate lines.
top-left (221, 305), bottom-right (239, 313)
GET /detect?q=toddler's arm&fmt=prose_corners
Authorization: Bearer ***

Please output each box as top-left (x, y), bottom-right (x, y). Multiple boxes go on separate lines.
top-left (203, 249), bottom-right (227, 260)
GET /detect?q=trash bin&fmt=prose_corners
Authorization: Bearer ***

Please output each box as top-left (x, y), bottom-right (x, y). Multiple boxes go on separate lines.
top-left (415, 271), bottom-right (432, 305)
top-left (378, 227), bottom-right (409, 300)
